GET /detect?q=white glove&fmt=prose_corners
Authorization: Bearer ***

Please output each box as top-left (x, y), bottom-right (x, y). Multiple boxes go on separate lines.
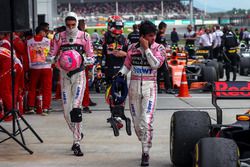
top-left (46, 56), bottom-right (56, 64)
top-left (83, 56), bottom-right (95, 66)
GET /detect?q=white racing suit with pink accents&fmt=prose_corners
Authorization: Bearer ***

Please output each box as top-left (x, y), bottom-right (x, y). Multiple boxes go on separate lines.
top-left (120, 42), bottom-right (165, 153)
top-left (50, 30), bottom-right (94, 145)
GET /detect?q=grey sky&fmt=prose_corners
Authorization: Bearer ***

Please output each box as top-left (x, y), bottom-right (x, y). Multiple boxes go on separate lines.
top-left (194, 0), bottom-right (250, 12)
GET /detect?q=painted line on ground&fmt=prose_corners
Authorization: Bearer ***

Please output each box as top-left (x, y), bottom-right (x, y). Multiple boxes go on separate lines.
top-left (50, 106), bottom-right (250, 112)
top-left (91, 96), bottom-right (211, 99)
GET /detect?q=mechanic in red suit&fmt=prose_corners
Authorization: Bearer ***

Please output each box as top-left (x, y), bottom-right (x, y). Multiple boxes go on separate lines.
top-left (26, 26), bottom-right (52, 116)
top-left (0, 34), bottom-right (23, 121)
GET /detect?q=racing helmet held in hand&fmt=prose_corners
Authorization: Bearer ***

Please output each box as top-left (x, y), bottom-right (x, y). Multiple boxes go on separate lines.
top-left (58, 50), bottom-right (82, 72)
top-left (107, 15), bottom-right (124, 35)
top-left (111, 76), bottom-right (128, 105)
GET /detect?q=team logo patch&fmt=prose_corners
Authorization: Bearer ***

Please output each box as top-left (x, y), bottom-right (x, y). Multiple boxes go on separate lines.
top-left (133, 66), bottom-right (152, 74)
top-left (75, 86), bottom-right (81, 99)
top-left (158, 45), bottom-right (166, 57)
top-left (62, 91), bottom-right (67, 104)
top-left (131, 104), bottom-right (136, 116)
top-left (147, 100), bottom-right (153, 113)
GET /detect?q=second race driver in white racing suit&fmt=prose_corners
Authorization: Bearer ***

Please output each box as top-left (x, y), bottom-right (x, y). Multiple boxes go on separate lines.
top-left (119, 21), bottom-right (165, 166)
top-left (48, 12), bottom-right (94, 156)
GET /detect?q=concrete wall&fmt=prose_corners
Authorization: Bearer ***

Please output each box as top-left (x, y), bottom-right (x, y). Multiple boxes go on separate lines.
top-left (37, 0), bottom-right (57, 28)
top-left (29, 0), bottom-right (38, 31)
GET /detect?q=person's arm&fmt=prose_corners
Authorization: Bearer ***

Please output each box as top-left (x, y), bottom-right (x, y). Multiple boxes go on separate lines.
top-left (140, 37), bottom-right (164, 69)
top-left (221, 34), bottom-right (226, 48)
top-left (243, 32), bottom-right (246, 39)
top-left (84, 32), bottom-right (94, 57)
top-left (20, 43), bottom-right (29, 73)
top-left (188, 32), bottom-right (197, 40)
top-left (47, 32), bottom-right (61, 63)
top-left (83, 32), bottom-right (95, 65)
top-left (176, 32), bottom-right (179, 42)
top-left (127, 33), bottom-right (131, 44)
top-left (0, 40), bottom-right (11, 50)
top-left (14, 38), bottom-right (29, 73)
top-left (170, 32), bottom-right (174, 42)
top-left (184, 33), bottom-right (187, 39)
top-left (199, 36), bottom-right (203, 47)
top-left (112, 50), bottom-right (127, 57)
top-left (113, 37), bottom-right (128, 57)
top-left (96, 33), bottom-right (101, 42)
top-left (119, 45), bottom-right (132, 75)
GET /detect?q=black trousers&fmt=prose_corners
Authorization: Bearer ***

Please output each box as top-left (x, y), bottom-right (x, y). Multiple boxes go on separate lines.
top-left (157, 62), bottom-right (171, 91)
top-left (213, 46), bottom-right (223, 61)
top-left (224, 51), bottom-right (239, 81)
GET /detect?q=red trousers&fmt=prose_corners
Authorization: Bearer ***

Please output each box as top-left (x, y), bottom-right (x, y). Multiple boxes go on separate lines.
top-left (82, 68), bottom-right (90, 107)
top-left (28, 68), bottom-right (52, 111)
top-left (0, 65), bottom-right (22, 112)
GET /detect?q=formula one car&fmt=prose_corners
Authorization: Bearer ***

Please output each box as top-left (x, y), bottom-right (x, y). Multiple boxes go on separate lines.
top-left (239, 42), bottom-right (250, 76)
top-left (166, 48), bottom-right (223, 89)
top-left (170, 81), bottom-right (250, 167)
top-left (188, 49), bottom-right (224, 82)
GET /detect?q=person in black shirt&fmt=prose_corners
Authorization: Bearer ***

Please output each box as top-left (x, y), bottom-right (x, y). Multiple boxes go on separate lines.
top-left (156, 22), bottom-right (174, 94)
top-left (102, 16), bottom-right (128, 86)
top-left (221, 25), bottom-right (239, 81)
top-left (127, 24), bottom-right (140, 44)
top-left (170, 28), bottom-right (179, 45)
top-left (239, 28), bottom-right (244, 42)
top-left (155, 22), bottom-right (167, 47)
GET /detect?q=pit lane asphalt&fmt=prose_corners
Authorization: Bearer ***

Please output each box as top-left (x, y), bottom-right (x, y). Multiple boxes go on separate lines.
top-left (0, 74), bottom-right (250, 167)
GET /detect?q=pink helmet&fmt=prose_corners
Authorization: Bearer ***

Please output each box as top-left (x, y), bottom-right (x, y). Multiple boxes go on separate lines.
top-left (58, 50), bottom-right (82, 72)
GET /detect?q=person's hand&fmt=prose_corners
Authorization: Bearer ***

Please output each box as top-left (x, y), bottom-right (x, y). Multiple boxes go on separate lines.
top-left (84, 56), bottom-right (95, 66)
top-left (46, 56), bottom-right (55, 64)
top-left (112, 72), bottom-right (126, 80)
top-left (139, 37), bottom-right (149, 50)
top-left (112, 50), bottom-right (119, 56)
top-left (112, 50), bottom-right (127, 57)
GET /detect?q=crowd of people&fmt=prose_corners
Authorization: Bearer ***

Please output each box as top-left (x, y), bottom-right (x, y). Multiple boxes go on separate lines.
top-left (0, 13), bottom-right (169, 166)
top-left (57, 1), bottom-right (205, 20)
top-left (1, 9), bottom-right (249, 165)
top-left (185, 24), bottom-right (249, 82)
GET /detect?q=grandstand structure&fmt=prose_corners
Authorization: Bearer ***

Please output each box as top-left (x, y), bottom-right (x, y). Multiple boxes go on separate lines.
top-left (57, 0), bottom-right (197, 25)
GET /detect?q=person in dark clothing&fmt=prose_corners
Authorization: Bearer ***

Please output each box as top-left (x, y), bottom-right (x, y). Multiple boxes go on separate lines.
top-left (127, 24), bottom-right (140, 44)
top-left (103, 31), bottom-right (127, 86)
top-left (103, 15), bottom-right (128, 131)
top-left (239, 28), bottom-right (244, 42)
top-left (103, 16), bottom-right (127, 86)
top-left (170, 28), bottom-right (179, 45)
top-left (221, 26), bottom-right (239, 81)
top-left (184, 25), bottom-right (196, 58)
top-left (155, 22), bottom-right (167, 47)
top-left (156, 22), bottom-right (174, 94)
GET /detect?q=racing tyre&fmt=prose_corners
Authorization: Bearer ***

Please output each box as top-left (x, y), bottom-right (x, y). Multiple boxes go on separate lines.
top-left (202, 66), bottom-right (218, 82)
top-left (239, 66), bottom-right (248, 76)
top-left (239, 58), bottom-right (250, 76)
top-left (170, 111), bottom-right (211, 166)
top-left (196, 64), bottom-right (206, 81)
top-left (206, 60), bottom-right (220, 78)
top-left (193, 137), bottom-right (240, 167)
